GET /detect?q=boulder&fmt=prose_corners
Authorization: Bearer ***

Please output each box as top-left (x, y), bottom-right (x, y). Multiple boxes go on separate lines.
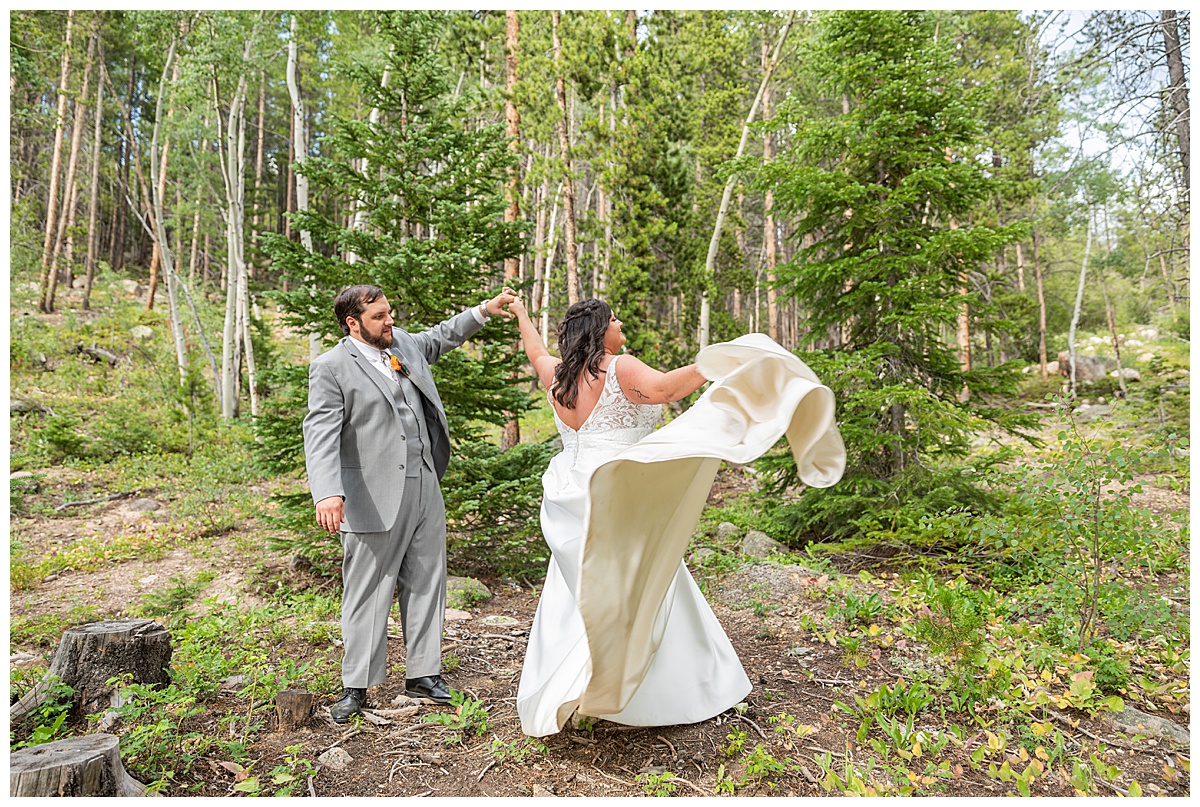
top-left (1106, 705), bottom-right (1189, 746)
top-left (71, 276), bottom-right (88, 289)
top-left (1057, 351), bottom-right (1110, 382)
top-left (1110, 367), bottom-right (1141, 382)
top-left (1045, 360), bottom-right (1060, 375)
top-left (716, 522), bottom-right (741, 543)
top-left (127, 498), bottom-right (162, 512)
top-left (741, 530), bottom-right (785, 558)
top-left (446, 576), bottom-right (491, 610)
top-left (317, 746), bottom-right (353, 771)
top-left (1137, 352), bottom-right (1156, 363)
top-left (691, 547), bottom-right (717, 565)
top-left (129, 325), bottom-right (154, 340)
top-left (120, 279), bottom-right (140, 294)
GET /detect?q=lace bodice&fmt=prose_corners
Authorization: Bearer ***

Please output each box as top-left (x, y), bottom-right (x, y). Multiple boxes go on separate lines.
top-left (552, 355), bottom-right (661, 465)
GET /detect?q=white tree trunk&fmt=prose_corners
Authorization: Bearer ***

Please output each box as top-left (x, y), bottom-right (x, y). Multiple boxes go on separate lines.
top-left (1067, 213), bottom-right (1093, 399)
top-left (218, 49), bottom-right (253, 419)
top-left (148, 39), bottom-right (188, 388)
top-left (699, 11), bottom-right (795, 349)
top-left (287, 14), bottom-right (320, 362)
top-left (540, 183), bottom-right (564, 347)
top-left (347, 61), bottom-right (391, 263)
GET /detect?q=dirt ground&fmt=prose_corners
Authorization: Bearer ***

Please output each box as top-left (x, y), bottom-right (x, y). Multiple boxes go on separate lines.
top-left (9, 467), bottom-right (1191, 797)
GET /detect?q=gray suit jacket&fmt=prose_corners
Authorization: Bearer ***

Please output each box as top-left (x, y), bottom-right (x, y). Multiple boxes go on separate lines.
top-left (302, 308), bottom-right (484, 533)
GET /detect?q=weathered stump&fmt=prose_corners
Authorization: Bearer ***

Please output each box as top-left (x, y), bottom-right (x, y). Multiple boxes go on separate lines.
top-left (10, 620), bottom-right (172, 724)
top-left (275, 689), bottom-right (315, 731)
top-left (10, 734), bottom-right (147, 796)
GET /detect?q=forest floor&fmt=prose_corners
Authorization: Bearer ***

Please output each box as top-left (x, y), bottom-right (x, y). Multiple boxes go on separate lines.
top-left (9, 459), bottom-right (1190, 797)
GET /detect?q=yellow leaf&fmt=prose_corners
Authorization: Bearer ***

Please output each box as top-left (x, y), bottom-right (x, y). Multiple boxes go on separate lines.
top-left (1035, 746), bottom-right (1049, 761)
top-left (1017, 746), bottom-right (1029, 763)
top-left (912, 741), bottom-right (922, 758)
top-left (1127, 781), bottom-right (1142, 798)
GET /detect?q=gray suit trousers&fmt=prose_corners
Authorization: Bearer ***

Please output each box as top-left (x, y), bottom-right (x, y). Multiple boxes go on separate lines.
top-left (340, 466), bottom-right (446, 688)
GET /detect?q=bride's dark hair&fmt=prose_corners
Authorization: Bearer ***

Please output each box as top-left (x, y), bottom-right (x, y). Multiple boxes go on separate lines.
top-left (552, 298), bottom-right (613, 409)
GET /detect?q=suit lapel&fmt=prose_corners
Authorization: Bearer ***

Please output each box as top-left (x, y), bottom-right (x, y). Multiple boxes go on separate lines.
top-left (342, 338), bottom-right (401, 407)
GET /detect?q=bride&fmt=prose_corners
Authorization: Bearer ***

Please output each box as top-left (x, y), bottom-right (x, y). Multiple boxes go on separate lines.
top-left (509, 297), bottom-right (844, 737)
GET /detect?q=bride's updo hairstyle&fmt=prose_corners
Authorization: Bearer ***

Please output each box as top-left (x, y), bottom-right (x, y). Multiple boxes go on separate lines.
top-left (552, 298), bottom-right (613, 409)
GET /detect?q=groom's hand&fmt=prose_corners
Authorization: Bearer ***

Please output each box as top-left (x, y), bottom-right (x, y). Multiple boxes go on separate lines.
top-left (316, 496), bottom-right (344, 536)
top-left (485, 287), bottom-right (519, 318)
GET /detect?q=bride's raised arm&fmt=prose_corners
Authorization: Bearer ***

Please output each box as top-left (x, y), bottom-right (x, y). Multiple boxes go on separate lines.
top-left (613, 354), bottom-right (706, 405)
top-left (508, 297), bottom-right (559, 390)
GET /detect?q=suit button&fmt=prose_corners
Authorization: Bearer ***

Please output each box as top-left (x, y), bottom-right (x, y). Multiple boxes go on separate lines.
top-left (401, 435), bottom-right (407, 441)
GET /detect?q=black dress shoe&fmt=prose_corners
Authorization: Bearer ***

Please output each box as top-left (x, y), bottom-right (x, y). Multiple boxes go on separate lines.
top-left (330, 687), bottom-right (367, 723)
top-left (405, 675), bottom-right (453, 704)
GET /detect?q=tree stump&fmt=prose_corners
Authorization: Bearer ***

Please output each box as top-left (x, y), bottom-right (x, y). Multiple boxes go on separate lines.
top-left (10, 734), bottom-right (146, 796)
top-left (275, 689), bottom-right (315, 731)
top-left (10, 620), bottom-right (172, 724)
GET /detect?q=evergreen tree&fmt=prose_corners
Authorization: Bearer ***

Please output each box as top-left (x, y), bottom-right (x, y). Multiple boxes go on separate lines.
top-left (257, 10), bottom-right (552, 576)
top-left (758, 10), bottom-right (1037, 541)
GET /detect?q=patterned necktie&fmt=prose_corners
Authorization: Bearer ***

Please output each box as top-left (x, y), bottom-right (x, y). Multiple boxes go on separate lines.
top-left (381, 352), bottom-right (399, 384)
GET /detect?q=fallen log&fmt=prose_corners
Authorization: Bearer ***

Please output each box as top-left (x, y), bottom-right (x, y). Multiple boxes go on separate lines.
top-left (10, 734), bottom-right (146, 796)
top-left (10, 620), bottom-right (172, 724)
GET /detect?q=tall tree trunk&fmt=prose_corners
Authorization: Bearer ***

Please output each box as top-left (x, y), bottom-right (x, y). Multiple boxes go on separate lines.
top-left (1161, 10), bottom-right (1190, 191)
top-left (552, 11), bottom-right (580, 306)
top-left (216, 25), bottom-right (259, 419)
top-left (1067, 212), bottom-right (1094, 399)
top-left (699, 11), bottom-right (795, 349)
top-left (113, 58), bottom-right (135, 272)
top-left (51, 23), bottom-right (97, 311)
top-left (502, 9), bottom-right (522, 450)
top-left (146, 45), bottom-right (182, 312)
top-left (1014, 241), bottom-right (1026, 293)
top-left (39, 10), bottom-right (74, 313)
top-left (286, 13), bottom-right (320, 362)
top-left (762, 27), bottom-right (779, 342)
top-left (1158, 251), bottom-right (1177, 317)
top-left (148, 38), bottom-right (188, 388)
top-left (83, 28), bottom-right (105, 310)
top-left (347, 62), bottom-right (392, 263)
top-left (250, 69), bottom-right (266, 280)
top-left (1033, 227), bottom-right (1048, 380)
top-left (540, 183), bottom-right (564, 346)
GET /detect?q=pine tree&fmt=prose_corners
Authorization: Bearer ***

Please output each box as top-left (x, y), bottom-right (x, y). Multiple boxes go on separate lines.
top-left (760, 10), bottom-right (1037, 540)
top-left (257, 10), bottom-right (551, 575)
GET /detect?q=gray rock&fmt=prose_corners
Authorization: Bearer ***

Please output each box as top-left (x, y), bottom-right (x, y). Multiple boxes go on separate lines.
top-left (716, 522), bottom-right (741, 543)
top-left (446, 575), bottom-right (491, 610)
top-left (479, 614), bottom-right (519, 626)
top-left (317, 746), bottom-right (354, 771)
top-left (741, 530), bottom-right (785, 558)
top-left (691, 547), bottom-right (717, 565)
top-left (445, 608), bottom-right (472, 622)
top-left (1072, 403), bottom-right (1113, 422)
top-left (531, 784), bottom-right (556, 797)
top-left (72, 276), bottom-right (88, 289)
top-left (130, 325), bottom-right (154, 340)
top-left (10, 471), bottom-right (37, 481)
top-left (127, 498), bottom-right (162, 512)
top-left (120, 279), bottom-right (140, 294)
top-left (1137, 352), bottom-right (1156, 363)
top-left (1107, 706), bottom-right (1190, 746)
top-left (1110, 367), bottom-right (1141, 382)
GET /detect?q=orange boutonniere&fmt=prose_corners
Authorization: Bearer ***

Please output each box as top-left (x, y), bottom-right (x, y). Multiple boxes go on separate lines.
top-left (389, 354), bottom-right (410, 376)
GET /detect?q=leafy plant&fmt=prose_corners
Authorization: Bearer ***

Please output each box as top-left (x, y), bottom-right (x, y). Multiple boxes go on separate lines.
top-left (423, 690), bottom-right (489, 745)
top-left (12, 678), bottom-right (75, 749)
top-left (638, 770), bottom-right (678, 797)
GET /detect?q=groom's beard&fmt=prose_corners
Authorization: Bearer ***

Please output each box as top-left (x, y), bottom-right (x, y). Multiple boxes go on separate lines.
top-left (360, 324), bottom-right (394, 350)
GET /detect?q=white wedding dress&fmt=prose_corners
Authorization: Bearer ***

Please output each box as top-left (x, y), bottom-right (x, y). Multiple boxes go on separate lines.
top-left (516, 334), bottom-right (846, 737)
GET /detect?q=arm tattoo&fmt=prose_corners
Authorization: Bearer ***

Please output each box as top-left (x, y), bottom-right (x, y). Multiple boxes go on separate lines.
top-left (631, 387), bottom-right (651, 400)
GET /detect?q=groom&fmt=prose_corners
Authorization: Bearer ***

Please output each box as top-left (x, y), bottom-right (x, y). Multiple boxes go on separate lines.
top-left (303, 283), bottom-right (516, 722)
